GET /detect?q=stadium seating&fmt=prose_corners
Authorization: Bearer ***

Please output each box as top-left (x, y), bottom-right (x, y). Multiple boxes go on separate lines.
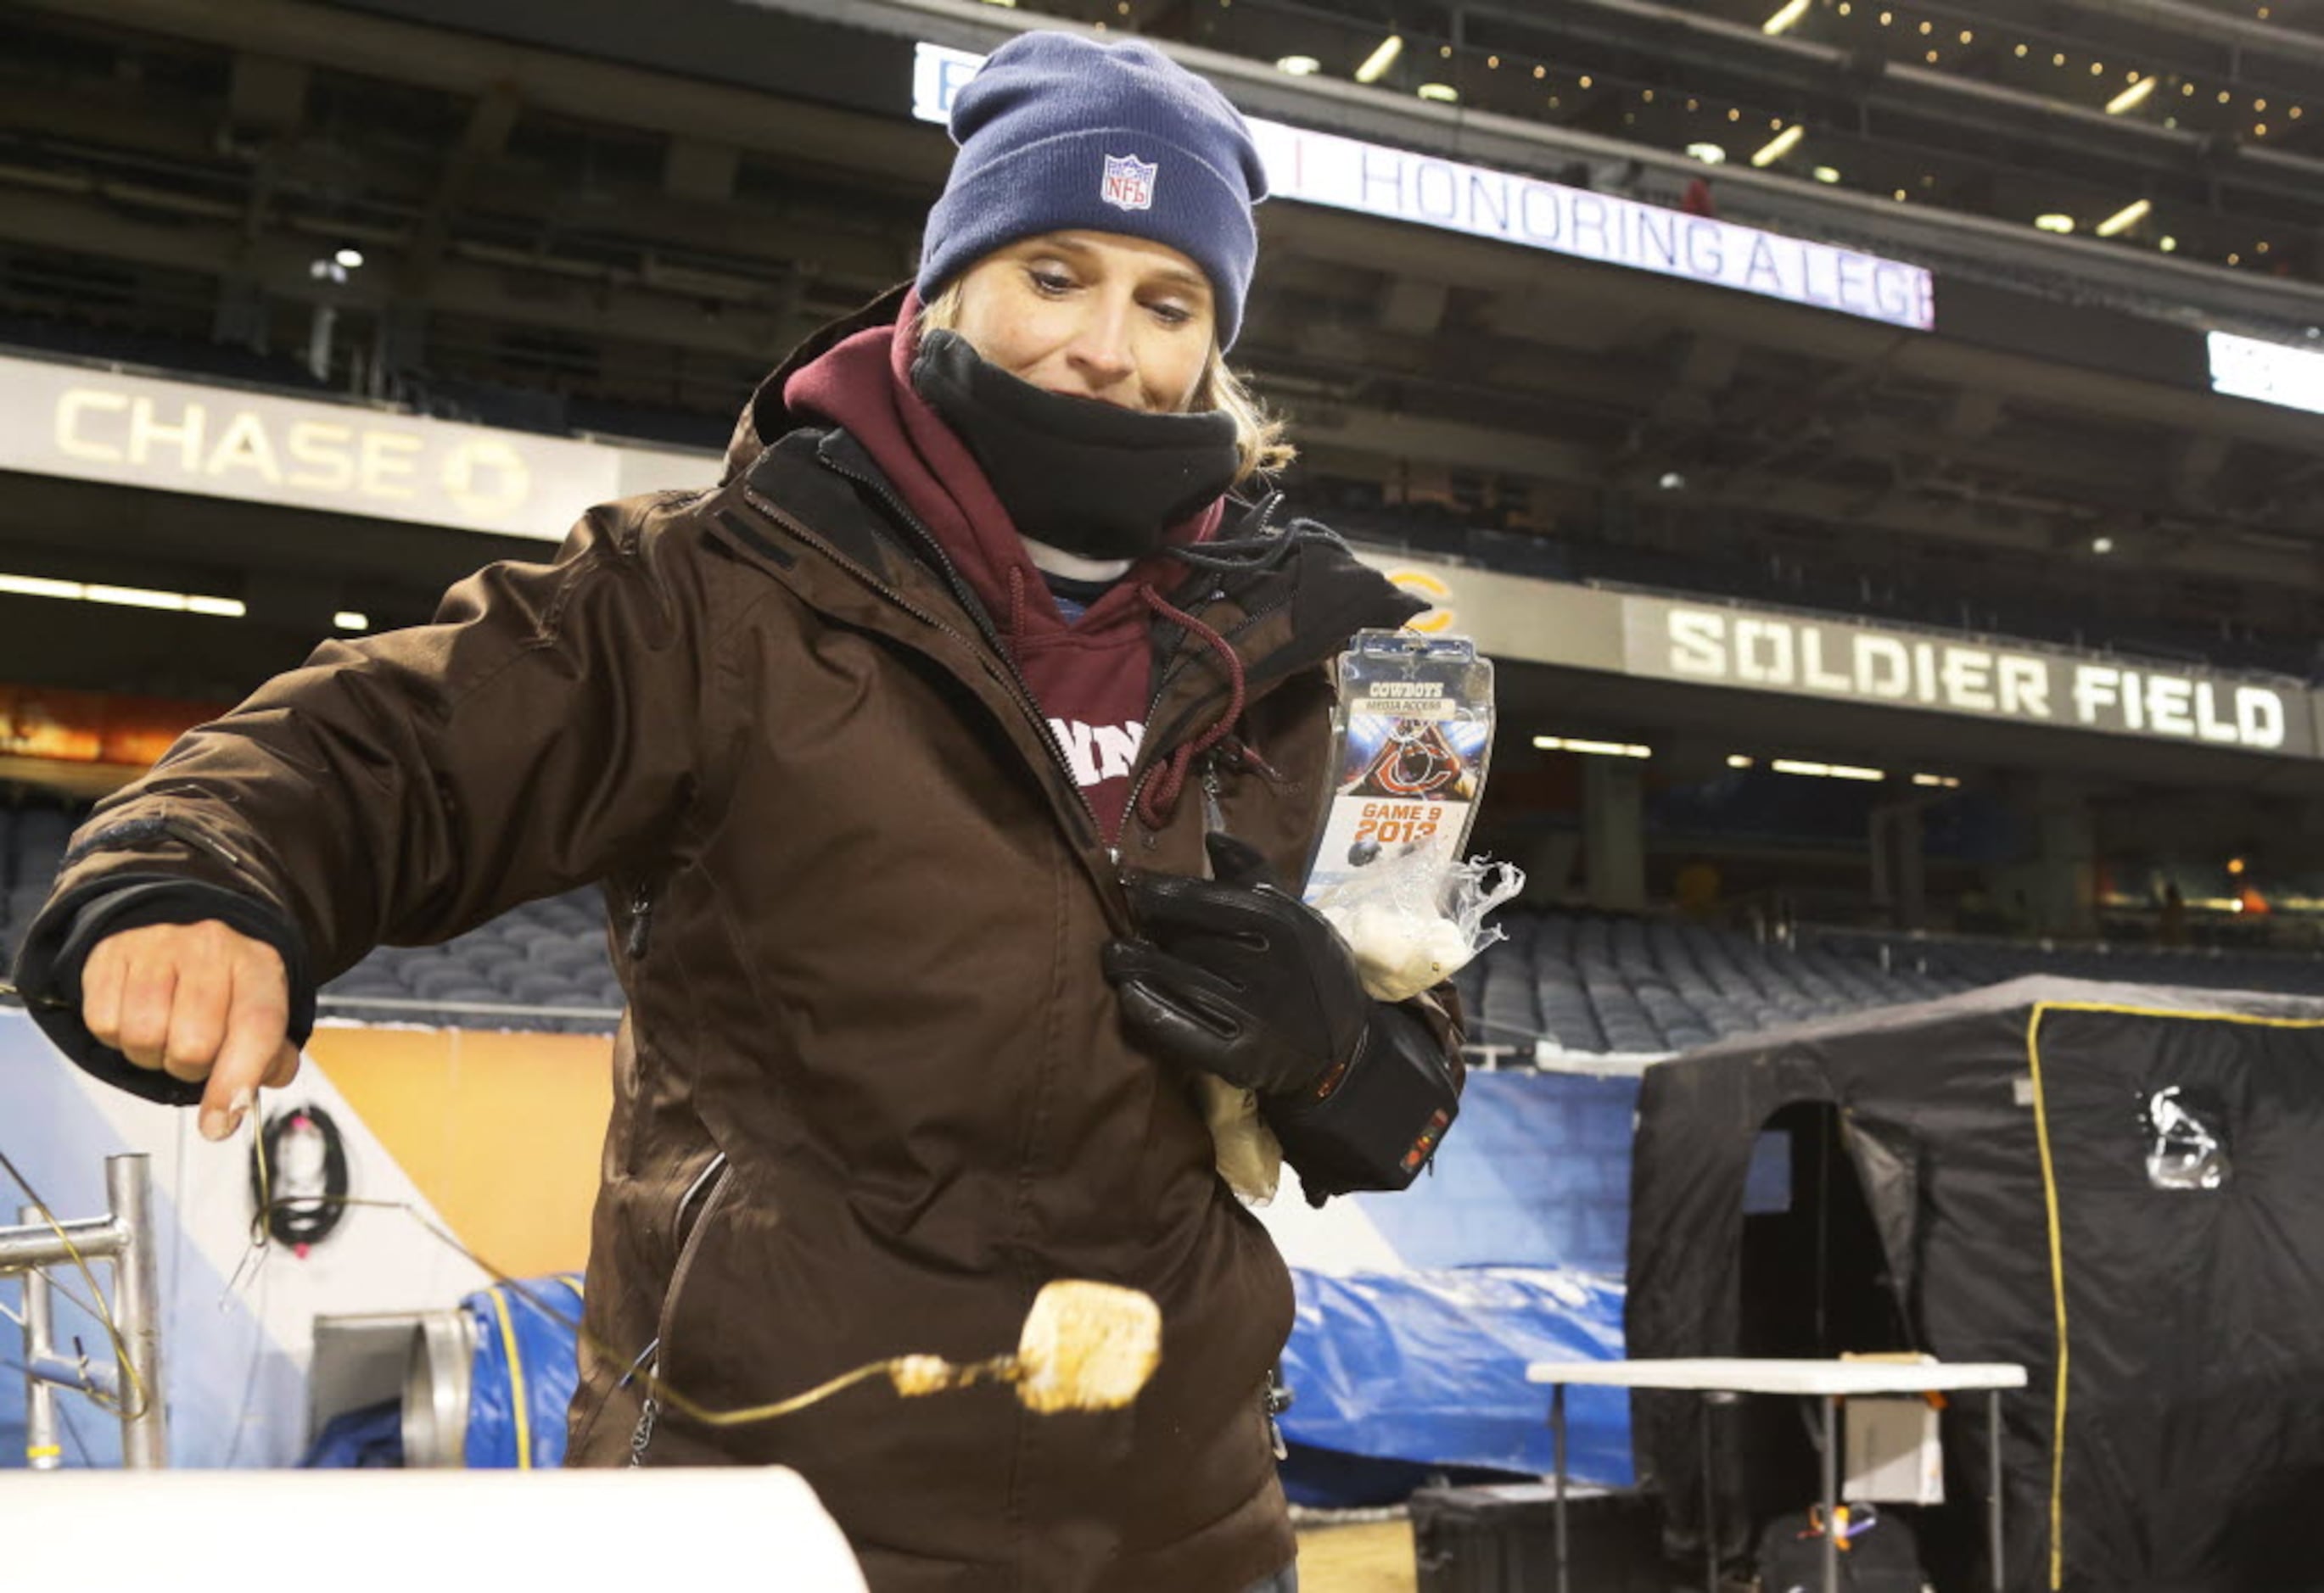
top-left (7, 796), bottom-right (2324, 1048)
top-left (0, 313), bottom-right (327, 395)
top-left (1459, 912), bottom-right (1960, 1057)
top-left (329, 893), bottom-right (625, 1033)
top-left (0, 801), bottom-right (624, 1035)
top-left (1459, 910), bottom-right (2324, 1056)
top-left (1808, 925), bottom-right (2324, 1001)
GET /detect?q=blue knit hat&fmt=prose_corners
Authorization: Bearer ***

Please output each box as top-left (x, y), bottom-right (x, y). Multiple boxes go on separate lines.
top-left (918, 32), bottom-right (1268, 349)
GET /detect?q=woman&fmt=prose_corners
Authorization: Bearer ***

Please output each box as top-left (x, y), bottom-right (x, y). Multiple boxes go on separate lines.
top-left (20, 31), bottom-right (1464, 1591)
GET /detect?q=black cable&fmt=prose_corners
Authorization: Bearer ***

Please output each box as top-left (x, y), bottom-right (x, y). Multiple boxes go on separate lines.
top-left (249, 1104), bottom-right (350, 1250)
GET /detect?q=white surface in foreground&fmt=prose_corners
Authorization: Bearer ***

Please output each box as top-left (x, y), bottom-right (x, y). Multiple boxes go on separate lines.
top-left (1524, 1357), bottom-right (2029, 1395)
top-left (3, 1466), bottom-right (868, 1590)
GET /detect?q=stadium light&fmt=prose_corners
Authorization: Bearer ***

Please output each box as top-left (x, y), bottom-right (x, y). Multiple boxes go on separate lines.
top-left (2095, 198), bottom-right (2152, 238)
top-left (1761, 0), bottom-right (1812, 34)
top-left (1727, 754), bottom-right (1755, 769)
top-left (333, 247), bottom-right (365, 271)
top-left (1911, 773), bottom-right (1963, 789)
top-left (0, 573), bottom-right (244, 618)
top-left (1417, 82), bottom-right (1459, 103)
top-left (1275, 55), bottom-right (1321, 75)
top-left (334, 611), bottom-right (371, 631)
top-left (1686, 143), bottom-right (1728, 165)
top-left (1812, 165), bottom-right (1843, 183)
top-left (1750, 125), bottom-right (1805, 167)
top-left (2091, 535), bottom-right (2115, 554)
top-left (1355, 34), bottom-right (1403, 83)
top-left (2035, 214), bottom-right (2076, 233)
top-left (1534, 736), bottom-right (1653, 758)
top-left (2107, 76), bottom-right (2157, 115)
top-left (1770, 759), bottom-right (1886, 781)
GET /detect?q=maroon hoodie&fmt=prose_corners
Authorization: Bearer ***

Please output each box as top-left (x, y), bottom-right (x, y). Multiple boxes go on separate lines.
top-left (781, 297), bottom-right (1223, 842)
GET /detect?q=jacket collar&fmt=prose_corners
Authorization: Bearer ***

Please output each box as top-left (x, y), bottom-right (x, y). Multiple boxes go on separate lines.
top-left (736, 433), bottom-right (1422, 715)
top-left (724, 293), bottom-right (1428, 734)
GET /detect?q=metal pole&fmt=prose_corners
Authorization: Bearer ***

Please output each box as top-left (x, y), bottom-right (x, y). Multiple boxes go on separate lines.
top-left (0, 1213), bottom-right (123, 1272)
top-left (105, 1154), bottom-right (166, 1468)
top-left (1700, 1390), bottom-right (1738, 1592)
top-left (25, 1350), bottom-right (120, 1402)
top-left (1821, 1395), bottom-right (1840, 1593)
top-left (1700, 1393), bottom-right (1717, 1593)
top-left (1552, 1383), bottom-right (1570, 1593)
top-left (1988, 1387), bottom-right (2006, 1592)
top-left (19, 1206), bottom-right (59, 1471)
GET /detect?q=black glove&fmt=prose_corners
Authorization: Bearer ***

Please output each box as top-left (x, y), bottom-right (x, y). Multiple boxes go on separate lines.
top-left (1103, 834), bottom-right (1367, 1097)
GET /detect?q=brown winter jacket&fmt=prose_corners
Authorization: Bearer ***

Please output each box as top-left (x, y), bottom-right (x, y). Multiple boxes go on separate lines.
top-left (20, 297), bottom-right (1451, 1591)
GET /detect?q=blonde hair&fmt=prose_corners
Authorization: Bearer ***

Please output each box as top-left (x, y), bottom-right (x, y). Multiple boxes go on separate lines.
top-left (916, 279), bottom-right (1295, 487)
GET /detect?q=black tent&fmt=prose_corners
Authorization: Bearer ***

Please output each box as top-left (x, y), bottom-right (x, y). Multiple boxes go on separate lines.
top-left (1625, 975), bottom-right (2324, 1593)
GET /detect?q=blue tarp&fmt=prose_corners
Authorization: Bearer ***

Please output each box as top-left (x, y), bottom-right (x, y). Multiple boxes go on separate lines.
top-left (442, 1068), bottom-right (1644, 1488)
top-left (302, 1400), bottom-right (403, 1467)
top-left (461, 1275), bottom-right (585, 1469)
top-left (1351, 1071), bottom-right (1638, 1274)
top-left (437, 1262), bottom-right (1628, 1485)
top-left (1280, 1266), bottom-right (1632, 1488)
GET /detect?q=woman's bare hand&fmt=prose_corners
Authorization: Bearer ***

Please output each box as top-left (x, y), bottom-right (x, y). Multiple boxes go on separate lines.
top-left (80, 920), bottom-right (301, 1141)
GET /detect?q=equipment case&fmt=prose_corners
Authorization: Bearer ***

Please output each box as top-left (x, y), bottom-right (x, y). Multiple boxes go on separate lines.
top-left (1409, 1481), bottom-right (1664, 1592)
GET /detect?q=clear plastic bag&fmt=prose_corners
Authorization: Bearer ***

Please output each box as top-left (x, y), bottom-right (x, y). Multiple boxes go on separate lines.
top-left (1314, 835), bottom-right (1525, 1003)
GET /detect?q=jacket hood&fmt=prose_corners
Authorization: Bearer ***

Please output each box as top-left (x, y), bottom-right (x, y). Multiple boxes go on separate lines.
top-left (722, 283), bottom-right (910, 484)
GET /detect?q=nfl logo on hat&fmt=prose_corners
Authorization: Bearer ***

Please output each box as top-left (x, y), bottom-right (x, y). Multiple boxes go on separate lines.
top-left (1100, 153), bottom-right (1158, 212)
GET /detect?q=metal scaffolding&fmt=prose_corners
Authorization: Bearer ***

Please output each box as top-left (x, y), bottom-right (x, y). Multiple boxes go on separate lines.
top-left (2, 1154), bottom-right (166, 1467)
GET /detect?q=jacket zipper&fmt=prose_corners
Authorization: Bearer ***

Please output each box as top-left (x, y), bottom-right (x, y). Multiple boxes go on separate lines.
top-left (628, 1154), bottom-right (734, 1466)
top-left (1263, 1372), bottom-right (1291, 1462)
top-left (743, 455), bottom-right (1341, 859)
top-left (625, 880), bottom-right (654, 959)
top-left (738, 481), bottom-right (1130, 932)
top-left (807, 450), bottom-right (1113, 855)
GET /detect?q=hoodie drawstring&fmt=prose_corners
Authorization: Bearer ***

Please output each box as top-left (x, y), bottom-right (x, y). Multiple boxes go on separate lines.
top-left (1135, 584), bottom-right (1246, 832)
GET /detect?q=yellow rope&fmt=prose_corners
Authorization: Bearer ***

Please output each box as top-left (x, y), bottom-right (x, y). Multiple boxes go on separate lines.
top-left (2022, 1004), bottom-right (2069, 1591)
top-left (486, 1287), bottom-right (533, 1469)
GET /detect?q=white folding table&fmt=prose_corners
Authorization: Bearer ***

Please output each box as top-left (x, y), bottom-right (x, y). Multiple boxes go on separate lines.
top-left (1525, 1357), bottom-right (2028, 1593)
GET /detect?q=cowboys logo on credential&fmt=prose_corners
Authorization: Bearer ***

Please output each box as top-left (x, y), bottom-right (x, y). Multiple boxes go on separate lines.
top-left (1100, 153), bottom-right (1158, 211)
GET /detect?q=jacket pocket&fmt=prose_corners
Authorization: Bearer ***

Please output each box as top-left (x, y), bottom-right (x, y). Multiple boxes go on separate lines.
top-left (629, 1154), bottom-right (732, 1465)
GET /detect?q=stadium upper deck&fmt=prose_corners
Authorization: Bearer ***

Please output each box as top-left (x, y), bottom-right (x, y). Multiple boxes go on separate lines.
top-left (955, 0), bottom-right (2324, 284)
top-left (2, 0), bottom-right (2321, 797)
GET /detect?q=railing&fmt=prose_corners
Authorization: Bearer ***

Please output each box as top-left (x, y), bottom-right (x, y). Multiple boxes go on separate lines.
top-left (316, 994), bottom-right (620, 1023)
top-left (2, 1154), bottom-right (165, 1467)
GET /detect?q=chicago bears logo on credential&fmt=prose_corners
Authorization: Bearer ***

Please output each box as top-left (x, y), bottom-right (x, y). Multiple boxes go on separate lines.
top-left (1100, 153), bottom-right (1157, 211)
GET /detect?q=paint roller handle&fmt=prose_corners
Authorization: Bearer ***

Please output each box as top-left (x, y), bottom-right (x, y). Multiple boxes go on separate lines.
top-left (81, 919), bottom-right (302, 1140)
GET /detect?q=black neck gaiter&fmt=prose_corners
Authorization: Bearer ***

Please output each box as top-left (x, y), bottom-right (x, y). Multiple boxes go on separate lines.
top-left (910, 329), bottom-right (1240, 563)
